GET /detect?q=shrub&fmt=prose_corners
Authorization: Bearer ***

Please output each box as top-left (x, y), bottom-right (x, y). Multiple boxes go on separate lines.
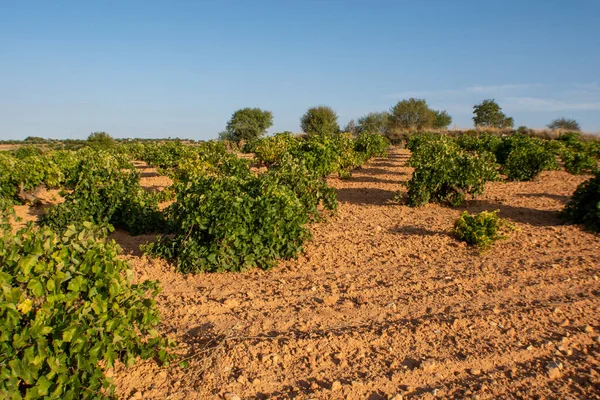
top-left (404, 136), bottom-right (498, 206)
top-left (561, 146), bottom-right (598, 175)
top-left (300, 106), bottom-right (340, 137)
top-left (453, 210), bottom-right (508, 249)
top-left (455, 133), bottom-right (502, 156)
top-left (502, 139), bottom-right (558, 181)
top-left (225, 108), bottom-right (274, 143)
top-left (354, 132), bottom-right (389, 159)
top-left (548, 118), bottom-right (580, 131)
top-left (253, 132), bottom-right (298, 166)
top-left (144, 154), bottom-right (337, 273)
top-left (145, 156), bottom-right (336, 273)
top-left (0, 221), bottom-right (170, 399)
top-left (39, 150), bottom-right (164, 235)
top-left (87, 132), bottom-right (116, 149)
top-left (562, 172), bottom-right (600, 232)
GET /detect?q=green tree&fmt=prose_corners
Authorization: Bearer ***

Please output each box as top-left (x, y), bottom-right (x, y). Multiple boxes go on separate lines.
top-left (433, 110), bottom-right (453, 129)
top-left (87, 132), bottom-right (115, 148)
top-left (547, 117), bottom-right (581, 131)
top-left (389, 98), bottom-right (435, 130)
top-left (300, 106), bottom-right (340, 136)
top-left (225, 107), bottom-right (273, 142)
top-left (357, 112), bottom-right (390, 134)
top-left (472, 99), bottom-right (514, 128)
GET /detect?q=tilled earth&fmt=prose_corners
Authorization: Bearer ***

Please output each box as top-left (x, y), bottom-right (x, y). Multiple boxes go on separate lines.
top-left (22, 149), bottom-right (600, 399)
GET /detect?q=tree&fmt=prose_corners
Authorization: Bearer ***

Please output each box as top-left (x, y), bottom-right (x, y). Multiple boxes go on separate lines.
top-left (547, 117), bottom-right (581, 131)
top-left (357, 112), bottom-right (390, 134)
top-left (388, 98), bottom-right (435, 130)
top-left (300, 106), bottom-right (340, 136)
top-left (87, 132), bottom-right (115, 148)
top-left (388, 98), bottom-right (451, 131)
top-left (344, 119), bottom-right (357, 135)
top-left (225, 108), bottom-right (273, 142)
top-left (433, 110), bottom-right (453, 129)
top-left (472, 99), bottom-right (514, 128)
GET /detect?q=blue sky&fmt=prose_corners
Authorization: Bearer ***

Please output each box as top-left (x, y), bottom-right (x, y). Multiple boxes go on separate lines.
top-left (1, 0), bottom-right (599, 140)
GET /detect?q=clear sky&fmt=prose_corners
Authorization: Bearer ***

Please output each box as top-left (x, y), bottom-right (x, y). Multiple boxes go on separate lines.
top-left (1, 0), bottom-right (599, 140)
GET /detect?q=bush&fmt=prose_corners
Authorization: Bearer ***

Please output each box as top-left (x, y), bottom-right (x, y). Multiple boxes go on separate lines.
top-left (453, 210), bottom-right (508, 249)
top-left (0, 221), bottom-right (170, 399)
top-left (39, 150), bottom-right (164, 235)
top-left (354, 133), bottom-right (389, 159)
top-left (253, 132), bottom-right (298, 166)
top-left (300, 106), bottom-right (340, 137)
top-left (562, 172), bottom-right (600, 232)
top-left (404, 135), bottom-right (498, 206)
top-left (548, 118), bottom-right (580, 131)
top-left (145, 156), bottom-right (336, 273)
top-left (502, 139), bottom-right (558, 181)
top-left (87, 132), bottom-right (116, 149)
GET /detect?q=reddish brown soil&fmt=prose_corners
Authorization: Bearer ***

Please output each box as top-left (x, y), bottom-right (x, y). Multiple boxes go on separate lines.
top-left (15, 149), bottom-right (600, 398)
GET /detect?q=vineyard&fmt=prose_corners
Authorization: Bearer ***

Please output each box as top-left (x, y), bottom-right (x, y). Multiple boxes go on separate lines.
top-left (1, 130), bottom-right (600, 399)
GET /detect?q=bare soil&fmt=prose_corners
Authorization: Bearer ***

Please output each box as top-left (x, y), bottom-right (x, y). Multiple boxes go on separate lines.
top-left (17, 149), bottom-right (600, 398)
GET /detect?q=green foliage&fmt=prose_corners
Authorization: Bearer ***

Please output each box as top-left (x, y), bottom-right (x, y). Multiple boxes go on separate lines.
top-left (87, 132), bottom-right (116, 149)
top-left (300, 106), bottom-right (340, 137)
top-left (556, 132), bottom-right (598, 175)
top-left (404, 135), bottom-right (498, 206)
top-left (39, 150), bottom-right (164, 235)
top-left (500, 136), bottom-right (559, 181)
top-left (13, 146), bottom-right (44, 159)
top-left (388, 98), bottom-right (439, 131)
top-left (145, 156), bottom-right (336, 273)
top-left (354, 133), bottom-right (389, 159)
top-left (453, 210), bottom-right (508, 249)
top-left (253, 132), bottom-right (298, 166)
top-left (356, 112), bottom-right (390, 135)
top-left (0, 220), bottom-right (170, 399)
top-left (548, 117), bottom-right (581, 131)
top-left (472, 99), bottom-right (514, 128)
top-left (433, 110), bottom-right (453, 129)
top-left (225, 108), bottom-right (274, 143)
top-left (455, 133), bottom-right (502, 156)
top-left (562, 172), bottom-right (600, 232)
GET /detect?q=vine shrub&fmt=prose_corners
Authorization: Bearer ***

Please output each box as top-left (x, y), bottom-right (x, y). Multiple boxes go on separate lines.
top-left (404, 136), bottom-right (498, 206)
top-left (502, 140), bottom-right (558, 181)
top-left (145, 156), bottom-right (336, 273)
top-left (39, 150), bottom-right (163, 235)
top-left (562, 172), bottom-right (600, 232)
top-left (453, 210), bottom-right (509, 249)
top-left (0, 221), bottom-right (170, 399)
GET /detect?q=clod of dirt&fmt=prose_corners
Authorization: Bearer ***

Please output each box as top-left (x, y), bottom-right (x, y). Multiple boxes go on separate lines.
top-left (224, 393), bottom-right (241, 400)
top-left (331, 380), bottom-right (342, 391)
top-left (546, 361), bottom-right (563, 380)
top-left (584, 325), bottom-right (594, 333)
top-left (470, 368), bottom-right (482, 376)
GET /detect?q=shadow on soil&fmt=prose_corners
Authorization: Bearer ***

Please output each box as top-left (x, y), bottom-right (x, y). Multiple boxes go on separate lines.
top-left (390, 225), bottom-right (449, 237)
top-left (517, 193), bottom-right (571, 203)
top-left (335, 188), bottom-right (397, 206)
top-left (348, 175), bottom-right (407, 185)
top-left (110, 230), bottom-right (159, 257)
top-left (461, 200), bottom-right (563, 227)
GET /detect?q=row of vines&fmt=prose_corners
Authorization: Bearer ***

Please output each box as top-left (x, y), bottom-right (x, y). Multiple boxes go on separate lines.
top-left (403, 131), bottom-right (600, 233)
top-left (0, 132), bottom-right (389, 398)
